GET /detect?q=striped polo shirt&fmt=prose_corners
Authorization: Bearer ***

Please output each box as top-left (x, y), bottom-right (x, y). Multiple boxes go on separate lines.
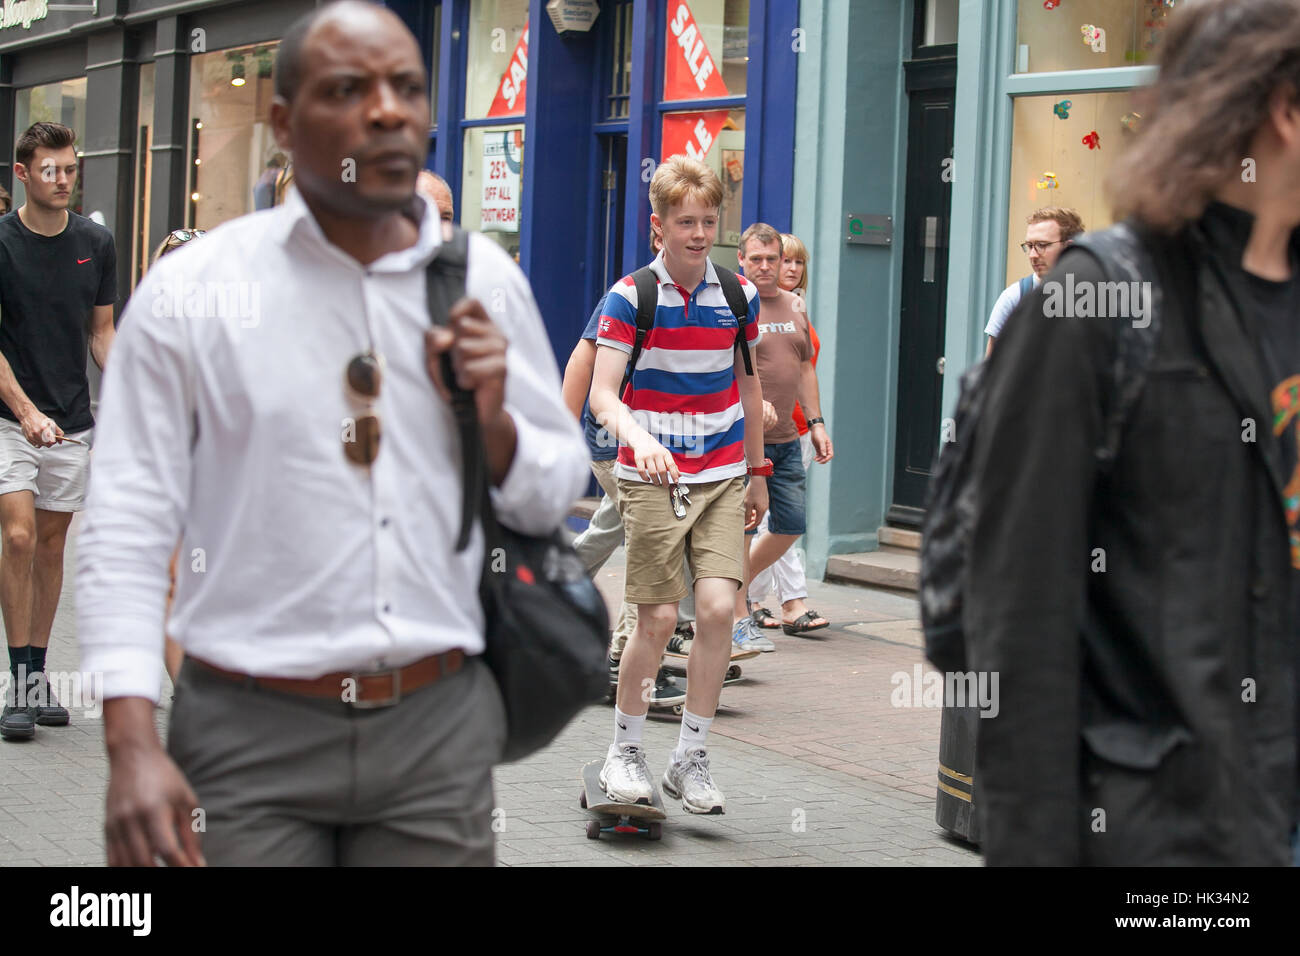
top-left (596, 253), bottom-right (761, 483)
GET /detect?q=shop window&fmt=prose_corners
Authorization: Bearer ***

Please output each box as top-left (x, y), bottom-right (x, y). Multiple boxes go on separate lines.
top-left (466, 0), bottom-right (529, 120)
top-left (187, 42), bottom-right (282, 230)
top-left (663, 0), bottom-right (748, 102)
top-left (133, 63), bottom-right (156, 285)
top-left (605, 0), bottom-right (634, 121)
top-left (1004, 91), bottom-right (1138, 288)
top-left (461, 124), bottom-right (525, 258)
top-left (660, 107), bottom-right (744, 269)
top-left (13, 79), bottom-right (88, 213)
top-left (1015, 0), bottom-right (1179, 74)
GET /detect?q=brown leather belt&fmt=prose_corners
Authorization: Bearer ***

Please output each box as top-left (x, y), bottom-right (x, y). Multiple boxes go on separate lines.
top-left (190, 650), bottom-right (466, 709)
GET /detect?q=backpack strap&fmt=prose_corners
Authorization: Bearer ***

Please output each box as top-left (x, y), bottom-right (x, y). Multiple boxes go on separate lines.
top-left (1017, 274), bottom-right (1036, 298)
top-left (1068, 221), bottom-right (1164, 472)
top-left (620, 266), bottom-right (659, 399)
top-left (714, 264), bottom-right (754, 375)
top-left (425, 226), bottom-right (485, 553)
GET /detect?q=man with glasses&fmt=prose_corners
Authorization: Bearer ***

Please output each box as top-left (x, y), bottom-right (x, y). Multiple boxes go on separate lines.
top-left (0, 121), bottom-right (117, 742)
top-left (984, 207), bottom-right (1084, 356)
top-left (76, 0), bottom-right (586, 866)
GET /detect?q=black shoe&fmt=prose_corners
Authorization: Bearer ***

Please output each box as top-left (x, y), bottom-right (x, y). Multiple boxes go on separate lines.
top-left (0, 703), bottom-right (36, 741)
top-left (28, 674), bottom-right (70, 727)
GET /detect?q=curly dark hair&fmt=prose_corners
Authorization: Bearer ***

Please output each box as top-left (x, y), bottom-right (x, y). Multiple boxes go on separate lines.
top-left (1109, 0), bottom-right (1300, 233)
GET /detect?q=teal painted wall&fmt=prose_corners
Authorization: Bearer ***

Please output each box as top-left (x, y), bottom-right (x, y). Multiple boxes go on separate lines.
top-left (794, 0), bottom-right (911, 578)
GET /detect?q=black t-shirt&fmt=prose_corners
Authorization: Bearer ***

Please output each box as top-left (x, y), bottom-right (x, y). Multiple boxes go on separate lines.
top-left (0, 210), bottom-right (117, 432)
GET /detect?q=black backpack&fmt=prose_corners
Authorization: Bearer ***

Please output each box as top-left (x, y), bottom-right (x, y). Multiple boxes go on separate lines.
top-left (919, 222), bottom-right (1165, 674)
top-left (619, 264), bottom-right (754, 397)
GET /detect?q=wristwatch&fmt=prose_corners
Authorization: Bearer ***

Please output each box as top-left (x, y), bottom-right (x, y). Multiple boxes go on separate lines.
top-left (806, 417), bottom-right (826, 428)
top-left (747, 458), bottom-right (774, 477)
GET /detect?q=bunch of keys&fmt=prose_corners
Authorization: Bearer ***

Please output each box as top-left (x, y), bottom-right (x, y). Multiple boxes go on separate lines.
top-left (670, 483), bottom-right (691, 520)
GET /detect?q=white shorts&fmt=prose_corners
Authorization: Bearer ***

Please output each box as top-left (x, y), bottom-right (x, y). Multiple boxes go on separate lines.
top-left (0, 418), bottom-right (92, 512)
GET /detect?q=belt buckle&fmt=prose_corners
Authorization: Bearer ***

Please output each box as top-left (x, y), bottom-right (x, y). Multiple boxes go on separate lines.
top-left (348, 667), bottom-right (402, 709)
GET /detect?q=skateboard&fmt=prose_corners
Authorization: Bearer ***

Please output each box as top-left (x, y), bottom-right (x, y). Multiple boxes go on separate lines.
top-left (659, 657), bottom-right (747, 682)
top-left (663, 641), bottom-right (759, 665)
top-left (580, 759), bottom-right (666, 840)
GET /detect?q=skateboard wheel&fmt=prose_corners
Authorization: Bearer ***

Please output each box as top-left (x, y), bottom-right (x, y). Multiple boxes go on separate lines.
top-left (647, 822), bottom-right (662, 841)
top-left (579, 791), bottom-right (588, 810)
top-left (586, 820), bottom-right (602, 840)
top-left (671, 704), bottom-right (684, 716)
top-left (727, 665), bottom-right (741, 681)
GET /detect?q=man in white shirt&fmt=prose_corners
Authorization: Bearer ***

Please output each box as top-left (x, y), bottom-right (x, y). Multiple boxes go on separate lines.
top-left (984, 207), bottom-right (1084, 356)
top-left (76, 1), bottom-right (587, 867)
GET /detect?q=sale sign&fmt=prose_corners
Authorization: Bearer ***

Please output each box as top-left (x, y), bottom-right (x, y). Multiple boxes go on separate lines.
top-left (481, 129), bottom-right (523, 232)
top-left (487, 21), bottom-right (529, 118)
top-left (664, 1), bottom-right (730, 100)
top-left (661, 109), bottom-right (729, 163)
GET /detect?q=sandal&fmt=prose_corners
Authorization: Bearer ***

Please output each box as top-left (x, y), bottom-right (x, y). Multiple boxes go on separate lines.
top-left (750, 607), bottom-right (781, 629)
top-left (782, 611), bottom-right (829, 634)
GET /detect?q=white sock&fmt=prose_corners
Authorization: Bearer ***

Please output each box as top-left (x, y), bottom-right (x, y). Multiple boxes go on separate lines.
top-left (613, 707), bottom-right (645, 748)
top-left (674, 709), bottom-right (713, 760)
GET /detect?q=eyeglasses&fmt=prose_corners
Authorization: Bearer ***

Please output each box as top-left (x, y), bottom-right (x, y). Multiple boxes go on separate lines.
top-left (344, 351), bottom-right (384, 466)
top-left (1020, 240), bottom-right (1063, 255)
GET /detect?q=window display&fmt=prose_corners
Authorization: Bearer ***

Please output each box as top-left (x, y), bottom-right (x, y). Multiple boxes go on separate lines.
top-left (1015, 0), bottom-right (1180, 73)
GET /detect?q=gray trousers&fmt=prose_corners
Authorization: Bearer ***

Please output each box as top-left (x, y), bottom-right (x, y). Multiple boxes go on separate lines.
top-left (167, 654), bottom-right (506, 866)
top-left (573, 460), bottom-right (693, 658)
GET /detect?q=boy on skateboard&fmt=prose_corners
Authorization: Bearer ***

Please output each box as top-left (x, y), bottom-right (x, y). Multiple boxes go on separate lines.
top-left (588, 155), bottom-right (767, 813)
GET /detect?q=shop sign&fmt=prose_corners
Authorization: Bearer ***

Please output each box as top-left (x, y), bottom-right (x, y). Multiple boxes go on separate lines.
top-left (481, 129), bottom-right (523, 232)
top-left (0, 0), bottom-right (49, 30)
top-left (546, 0), bottom-right (598, 34)
top-left (486, 21), bottom-right (529, 118)
top-left (661, 2), bottom-right (729, 161)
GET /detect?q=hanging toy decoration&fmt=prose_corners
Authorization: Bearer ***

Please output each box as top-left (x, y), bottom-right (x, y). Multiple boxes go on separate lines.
top-left (1082, 130), bottom-right (1101, 150)
top-left (1036, 171), bottom-right (1060, 190)
top-left (1054, 99), bottom-right (1073, 119)
top-left (1043, 0), bottom-right (1061, 9)
top-left (1120, 112), bottom-right (1142, 133)
top-left (1081, 24), bottom-right (1107, 53)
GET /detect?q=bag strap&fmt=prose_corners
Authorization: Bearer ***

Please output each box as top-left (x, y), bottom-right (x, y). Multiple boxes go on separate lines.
top-left (1017, 274), bottom-right (1036, 298)
top-left (714, 264), bottom-right (754, 375)
top-left (619, 266), bottom-right (659, 399)
top-left (425, 226), bottom-right (497, 554)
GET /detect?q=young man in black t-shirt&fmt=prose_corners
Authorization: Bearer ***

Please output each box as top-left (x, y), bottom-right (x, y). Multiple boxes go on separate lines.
top-left (0, 122), bottom-right (116, 741)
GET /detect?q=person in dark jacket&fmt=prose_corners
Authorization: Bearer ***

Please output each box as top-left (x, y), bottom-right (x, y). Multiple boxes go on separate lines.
top-left (968, 0), bottom-right (1300, 866)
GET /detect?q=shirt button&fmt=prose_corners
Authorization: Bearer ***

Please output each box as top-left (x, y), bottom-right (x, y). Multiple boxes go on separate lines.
top-left (380, 517), bottom-right (390, 528)
top-left (383, 603), bottom-right (392, 614)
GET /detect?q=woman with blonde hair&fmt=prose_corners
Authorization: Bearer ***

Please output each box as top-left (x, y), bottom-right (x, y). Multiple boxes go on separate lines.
top-left (749, 233), bottom-right (831, 634)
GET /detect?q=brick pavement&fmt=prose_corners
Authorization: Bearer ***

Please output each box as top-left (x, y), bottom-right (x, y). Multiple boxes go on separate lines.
top-left (0, 518), bottom-right (980, 867)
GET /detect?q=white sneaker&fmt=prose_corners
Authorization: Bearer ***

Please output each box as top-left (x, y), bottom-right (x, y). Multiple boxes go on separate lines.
top-left (599, 742), bottom-right (654, 804)
top-left (732, 617), bottom-right (775, 653)
top-left (662, 746), bottom-right (726, 814)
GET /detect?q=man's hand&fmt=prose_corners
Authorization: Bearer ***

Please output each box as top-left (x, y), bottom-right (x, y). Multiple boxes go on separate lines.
top-left (20, 411), bottom-right (61, 448)
top-left (762, 400), bottom-right (778, 430)
top-left (424, 297), bottom-right (508, 428)
top-left (743, 476), bottom-right (768, 531)
top-left (811, 424), bottom-right (834, 464)
top-left (629, 434), bottom-right (679, 485)
top-left (103, 700), bottom-right (204, 867)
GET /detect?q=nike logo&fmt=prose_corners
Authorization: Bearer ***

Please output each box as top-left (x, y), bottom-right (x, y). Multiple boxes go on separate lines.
top-left (686, 722), bottom-right (700, 733)
top-left (76, 258), bottom-right (91, 264)
top-left (617, 721), bottom-right (627, 730)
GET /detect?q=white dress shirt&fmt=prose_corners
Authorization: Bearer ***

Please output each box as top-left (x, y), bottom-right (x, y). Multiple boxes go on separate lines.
top-left (76, 189), bottom-right (589, 701)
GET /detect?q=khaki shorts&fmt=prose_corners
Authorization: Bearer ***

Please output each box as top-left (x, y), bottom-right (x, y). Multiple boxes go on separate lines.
top-left (616, 476), bottom-right (745, 605)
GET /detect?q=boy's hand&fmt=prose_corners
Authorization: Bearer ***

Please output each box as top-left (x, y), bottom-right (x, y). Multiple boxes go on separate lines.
top-left (743, 477), bottom-right (768, 531)
top-left (629, 434), bottom-right (679, 485)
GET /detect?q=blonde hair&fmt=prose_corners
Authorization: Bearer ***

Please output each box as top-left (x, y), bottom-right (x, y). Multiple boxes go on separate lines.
top-left (648, 155), bottom-right (723, 220)
top-left (781, 233), bottom-right (809, 295)
top-left (1026, 206), bottom-right (1085, 241)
